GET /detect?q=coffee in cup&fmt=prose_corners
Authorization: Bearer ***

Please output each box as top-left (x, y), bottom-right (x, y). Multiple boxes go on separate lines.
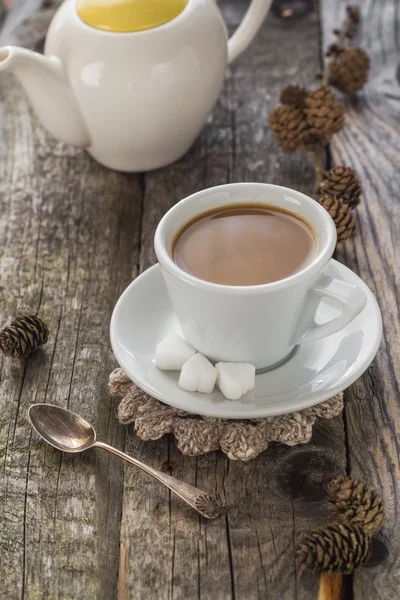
top-left (172, 205), bottom-right (319, 286)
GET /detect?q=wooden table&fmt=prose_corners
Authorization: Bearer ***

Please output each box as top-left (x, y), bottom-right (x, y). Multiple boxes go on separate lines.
top-left (0, 1), bottom-right (399, 598)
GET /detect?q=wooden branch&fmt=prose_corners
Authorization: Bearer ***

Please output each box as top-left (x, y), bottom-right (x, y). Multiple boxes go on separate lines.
top-left (318, 573), bottom-right (344, 600)
top-left (314, 145), bottom-right (325, 191)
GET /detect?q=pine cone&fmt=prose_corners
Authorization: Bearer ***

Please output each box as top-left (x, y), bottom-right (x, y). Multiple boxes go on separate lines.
top-left (317, 166), bottom-right (361, 207)
top-left (269, 104), bottom-right (311, 152)
top-left (329, 48), bottom-right (370, 95)
top-left (305, 87), bottom-right (345, 143)
top-left (280, 85), bottom-right (307, 108)
top-left (328, 476), bottom-right (384, 535)
top-left (318, 195), bottom-right (355, 241)
top-left (347, 5), bottom-right (360, 24)
top-left (296, 523), bottom-right (371, 574)
top-left (0, 316), bottom-right (49, 358)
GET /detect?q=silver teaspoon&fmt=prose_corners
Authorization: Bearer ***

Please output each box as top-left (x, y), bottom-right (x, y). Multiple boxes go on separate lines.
top-left (28, 404), bottom-right (227, 519)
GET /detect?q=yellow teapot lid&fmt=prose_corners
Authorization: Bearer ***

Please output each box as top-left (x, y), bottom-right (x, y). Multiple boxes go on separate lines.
top-left (76, 0), bottom-right (188, 33)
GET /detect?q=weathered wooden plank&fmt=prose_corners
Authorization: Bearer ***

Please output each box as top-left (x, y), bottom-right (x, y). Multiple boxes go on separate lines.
top-left (0, 0), bottom-right (44, 46)
top-left (321, 1), bottom-right (400, 598)
top-left (5, 1), bottom-right (394, 598)
top-left (0, 4), bottom-right (6, 29)
top-left (119, 3), bottom-right (347, 599)
top-left (0, 5), bottom-right (143, 599)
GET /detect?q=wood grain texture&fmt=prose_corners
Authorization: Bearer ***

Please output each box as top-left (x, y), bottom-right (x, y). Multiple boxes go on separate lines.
top-left (321, 1), bottom-right (400, 598)
top-left (0, 4), bottom-right (142, 598)
top-left (2, 0), bottom-right (396, 599)
top-left (318, 572), bottom-right (343, 600)
top-left (0, 0), bottom-right (46, 46)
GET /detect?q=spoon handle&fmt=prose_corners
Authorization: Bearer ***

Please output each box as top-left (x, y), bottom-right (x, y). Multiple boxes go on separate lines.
top-left (94, 441), bottom-right (227, 519)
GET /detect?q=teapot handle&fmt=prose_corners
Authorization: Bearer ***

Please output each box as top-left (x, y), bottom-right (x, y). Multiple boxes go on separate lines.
top-left (227, 0), bottom-right (272, 63)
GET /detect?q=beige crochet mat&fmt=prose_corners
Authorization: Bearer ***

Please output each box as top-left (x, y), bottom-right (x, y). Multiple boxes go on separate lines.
top-left (109, 368), bottom-right (344, 461)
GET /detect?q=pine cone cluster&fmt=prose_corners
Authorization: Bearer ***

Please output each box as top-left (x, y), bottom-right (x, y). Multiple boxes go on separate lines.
top-left (328, 476), bottom-right (384, 535)
top-left (0, 315), bottom-right (49, 358)
top-left (329, 47), bottom-right (370, 95)
top-left (318, 166), bottom-right (361, 207)
top-left (268, 4), bottom-right (369, 247)
top-left (269, 85), bottom-right (345, 152)
top-left (304, 87), bottom-right (345, 143)
top-left (296, 523), bottom-right (370, 574)
top-left (317, 195), bottom-right (355, 241)
top-left (296, 475), bottom-right (384, 575)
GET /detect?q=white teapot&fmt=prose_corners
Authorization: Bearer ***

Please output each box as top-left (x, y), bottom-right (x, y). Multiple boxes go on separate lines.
top-left (0, 0), bottom-right (271, 172)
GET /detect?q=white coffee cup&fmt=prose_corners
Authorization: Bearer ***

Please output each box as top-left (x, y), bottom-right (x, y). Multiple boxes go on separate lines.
top-left (154, 183), bottom-right (367, 370)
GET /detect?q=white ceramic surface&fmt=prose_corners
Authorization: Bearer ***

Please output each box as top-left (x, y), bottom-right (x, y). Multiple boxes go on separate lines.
top-left (110, 261), bottom-right (382, 419)
top-left (0, 0), bottom-right (272, 172)
top-left (155, 183), bottom-right (367, 370)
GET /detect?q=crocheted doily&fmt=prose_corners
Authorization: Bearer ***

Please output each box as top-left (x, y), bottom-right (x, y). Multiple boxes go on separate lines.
top-left (109, 368), bottom-right (344, 462)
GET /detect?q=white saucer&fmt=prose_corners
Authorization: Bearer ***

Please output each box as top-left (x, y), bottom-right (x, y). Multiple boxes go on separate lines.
top-left (110, 261), bottom-right (382, 419)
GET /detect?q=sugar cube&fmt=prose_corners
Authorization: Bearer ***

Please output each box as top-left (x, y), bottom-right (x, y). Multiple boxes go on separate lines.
top-left (155, 334), bottom-right (196, 370)
top-left (179, 353), bottom-right (218, 394)
top-left (215, 362), bottom-right (256, 400)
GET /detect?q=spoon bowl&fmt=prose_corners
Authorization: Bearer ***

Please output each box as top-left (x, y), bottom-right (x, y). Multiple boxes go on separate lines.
top-left (29, 404), bottom-right (96, 452)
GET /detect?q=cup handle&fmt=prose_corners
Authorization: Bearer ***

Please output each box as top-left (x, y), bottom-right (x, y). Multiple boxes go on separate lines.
top-left (291, 271), bottom-right (367, 345)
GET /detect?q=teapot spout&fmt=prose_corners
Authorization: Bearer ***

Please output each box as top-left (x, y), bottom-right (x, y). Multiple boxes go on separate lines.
top-left (0, 46), bottom-right (90, 147)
